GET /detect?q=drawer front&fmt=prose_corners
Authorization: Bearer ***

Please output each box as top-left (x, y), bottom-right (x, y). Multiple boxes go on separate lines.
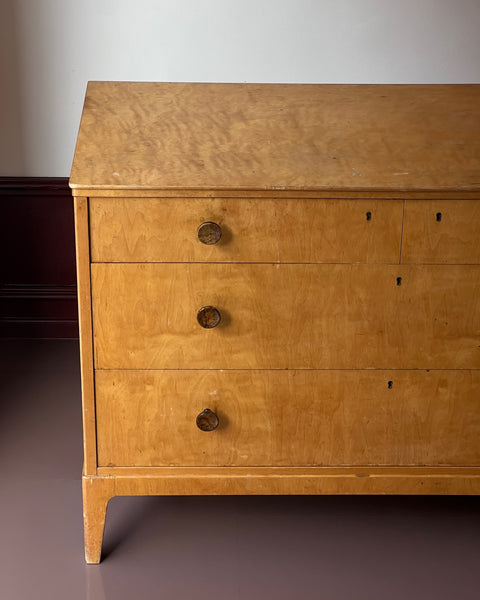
top-left (402, 200), bottom-right (480, 264)
top-left (91, 263), bottom-right (479, 370)
top-left (95, 370), bottom-right (480, 467)
top-left (89, 198), bottom-right (403, 263)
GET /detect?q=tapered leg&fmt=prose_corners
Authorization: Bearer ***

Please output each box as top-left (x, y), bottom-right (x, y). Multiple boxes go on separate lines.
top-left (82, 475), bottom-right (115, 564)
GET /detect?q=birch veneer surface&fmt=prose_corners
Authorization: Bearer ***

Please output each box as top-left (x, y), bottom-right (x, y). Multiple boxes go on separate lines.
top-left (70, 82), bottom-right (480, 196)
top-left (70, 82), bottom-right (480, 563)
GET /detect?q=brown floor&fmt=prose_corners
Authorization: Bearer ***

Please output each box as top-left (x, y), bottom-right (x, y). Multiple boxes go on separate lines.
top-left (0, 339), bottom-right (479, 600)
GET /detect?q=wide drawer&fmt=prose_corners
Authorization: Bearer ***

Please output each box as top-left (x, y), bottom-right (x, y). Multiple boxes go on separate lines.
top-left (89, 198), bottom-right (403, 263)
top-left (95, 369), bottom-right (480, 467)
top-left (91, 263), bottom-right (480, 370)
top-left (402, 200), bottom-right (480, 264)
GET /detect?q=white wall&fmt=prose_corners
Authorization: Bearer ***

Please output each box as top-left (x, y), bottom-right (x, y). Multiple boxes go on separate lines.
top-left (1, 0), bottom-right (480, 177)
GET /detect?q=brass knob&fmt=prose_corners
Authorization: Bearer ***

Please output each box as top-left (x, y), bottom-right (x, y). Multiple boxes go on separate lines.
top-left (197, 306), bottom-right (221, 329)
top-left (197, 221), bottom-right (222, 245)
top-left (196, 408), bottom-right (219, 432)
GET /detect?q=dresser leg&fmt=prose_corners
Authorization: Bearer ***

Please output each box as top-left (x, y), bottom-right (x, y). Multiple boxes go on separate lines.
top-left (82, 475), bottom-right (115, 564)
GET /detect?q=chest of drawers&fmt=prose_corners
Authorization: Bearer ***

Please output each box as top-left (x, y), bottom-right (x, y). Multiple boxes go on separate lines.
top-left (70, 82), bottom-right (480, 563)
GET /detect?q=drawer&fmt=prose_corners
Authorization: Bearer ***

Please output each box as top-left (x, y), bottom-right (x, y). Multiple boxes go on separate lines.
top-left (89, 198), bottom-right (403, 263)
top-left (91, 263), bottom-right (480, 370)
top-left (95, 369), bottom-right (480, 467)
top-left (402, 200), bottom-right (480, 264)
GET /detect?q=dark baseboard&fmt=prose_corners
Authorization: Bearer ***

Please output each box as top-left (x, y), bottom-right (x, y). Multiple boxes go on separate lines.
top-left (0, 176), bottom-right (71, 196)
top-left (0, 177), bottom-right (78, 339)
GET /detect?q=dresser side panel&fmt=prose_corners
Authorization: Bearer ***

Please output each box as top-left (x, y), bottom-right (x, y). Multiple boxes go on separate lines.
top-left (74, 196), bottom-right (97, 474)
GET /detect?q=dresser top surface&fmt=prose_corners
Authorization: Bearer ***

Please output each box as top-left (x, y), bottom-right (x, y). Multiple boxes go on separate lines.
top-left (69, 82), bottom-right (480, 196)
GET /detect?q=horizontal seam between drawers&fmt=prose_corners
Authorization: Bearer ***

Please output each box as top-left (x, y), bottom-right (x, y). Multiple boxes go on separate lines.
top-left (89, 261), bottom-right (480, 265)
top-left (95, 466), bottom-right (480, 472)
top-left (93, 367), bottom-right (480, 371)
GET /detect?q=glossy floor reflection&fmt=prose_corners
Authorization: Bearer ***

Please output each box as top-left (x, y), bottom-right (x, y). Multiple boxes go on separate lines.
top-left (0, 340), bottom-right (479, 600)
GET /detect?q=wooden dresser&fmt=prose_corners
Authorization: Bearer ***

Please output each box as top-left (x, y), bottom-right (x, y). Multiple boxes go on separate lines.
top-left (70, 82), bottom-right (480, 563)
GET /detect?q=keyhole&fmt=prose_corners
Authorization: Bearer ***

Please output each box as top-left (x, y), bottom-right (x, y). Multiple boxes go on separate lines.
top-left (366, 211), bottom-right (372, 221)
top-left (387, 381), bottom-right (393, 389)
top-left (436, 212), bottom-right (442, 222)
top-left (396, 277), bottom-right (402, 286)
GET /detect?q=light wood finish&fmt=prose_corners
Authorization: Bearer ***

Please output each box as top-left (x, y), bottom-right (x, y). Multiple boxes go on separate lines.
top-left (91, 468), bottom-right (480, 496)
top-left (82, 475), bottom-right (115, 564)
top-left (402, 200), bottom-right (480, 264)
top-left (73, 197), bottom-right (97, 475)
top-left (89, 197), bottom-right (404, 263)
top-left (75, 188), bottom-right (480, 200)
top-left (70, 83), bottom-right (480, 194)
top-left (82, 464), bottom-right (480, 563)
top-left (71, 83), bottom-right (480, 563)
top-left (91, 263), bottom-right (479, 370)
top-left (96, 369), bottom-right (479, 468)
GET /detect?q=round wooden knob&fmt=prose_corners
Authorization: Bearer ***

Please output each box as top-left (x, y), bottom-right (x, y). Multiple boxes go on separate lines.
top-left (197, 306), bottom-right (221, 328)
top-left (197, 221), bottom-right (222, 245)
top-left (196, 408), bottom-right (219, 432)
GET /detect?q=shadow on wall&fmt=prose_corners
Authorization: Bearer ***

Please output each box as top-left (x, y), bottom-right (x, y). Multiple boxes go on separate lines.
top-left (0, 0), bottom-right (24, 174)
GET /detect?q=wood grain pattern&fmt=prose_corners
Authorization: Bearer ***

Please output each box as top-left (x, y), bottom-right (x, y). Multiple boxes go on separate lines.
top-left (75, 188), bottom-right (480, 200)
top-left (96, 466), bottom-right (480, 477)
top-left (89, 468), bottom-right (480, 496)
top-left (73, 83), bottom-right (480, 565)
top-left (69, 82), bottom-right (480, 194)
top-left (95, 369), bottom-right (479, 468)
top-left (91, 263), bottom-right (479, 370)
top-left (82, 475), bottom-right (115, 564)
top-left (402, 200), bottom-right (480, 264)
top-left (89, 197), bottom-right (403, 263)
top-left (82, 464), bottom-right (480, 563)
top-left (74, 197), bottom-right (97, 474)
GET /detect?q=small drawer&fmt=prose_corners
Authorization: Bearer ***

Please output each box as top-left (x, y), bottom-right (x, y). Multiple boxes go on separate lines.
top-left (91, 263), bottom-right (480, 370)
top-left (89, 197), bottom-right (403, 263)
top-left (95, 369), bottom-right (480, 468)
top-left (402, 200), bottom-right (480, 264)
